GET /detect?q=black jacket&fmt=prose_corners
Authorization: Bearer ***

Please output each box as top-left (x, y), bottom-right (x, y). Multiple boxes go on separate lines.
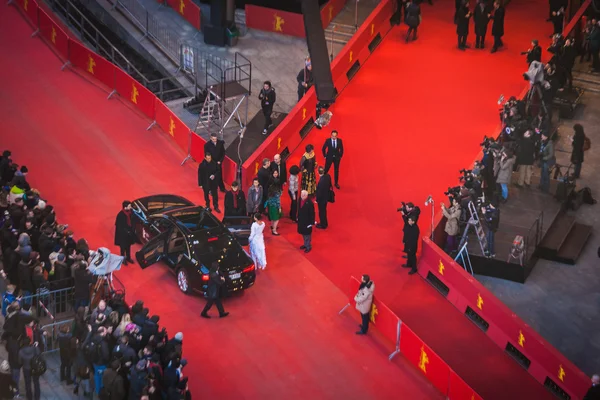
top-left (297, 68), bottom-right (313, 95)
top-left (203, 140), bottom-right (225, 164)
top-left (198, 160), bottom-right (219, 190)
top-left (103, 367), bottom-right (127, 400)
top-left (316, 174), bottom-right (332, 205)
top-left (517, 136), bottom-right (536, 166)
top-left (224, 190), bottom-right (247, 217)
top-left (270, 161), bottom-right (287, 184)
top-left (527, 46), bottom-right (542, 64)
top-left (74, 267), bottom-right (96, 301)
top-left (405, 2), bottom-right (420, 28)
top-left (402, 207), bottom-right (421, 240)
top-left (257, 167), bottom-right (271, 195)
top-left (322, 138), bottom-right (344, 161)
top-left (297, 199), bottom-right (315, 236)
top-left (207, 270), bottom-right (224, 300)
top-left (114, 210), bottom-right (134, 247)
top-left (18, 261), bottom-right (34, 293)
top-left (259, 87), bottom-right (276, 109)
top-left (404, 224), bottom-right (420, 253)
top-left (491, 6), bottom-right (505, 37)
top-left (584, 384), bottom-right (600, 400)
top-left (474, 3), bottom-right (490, 36)
top-left (456, 6), bottom-right (470, 35)
top-left (571, 134), bottom-right (585, 164)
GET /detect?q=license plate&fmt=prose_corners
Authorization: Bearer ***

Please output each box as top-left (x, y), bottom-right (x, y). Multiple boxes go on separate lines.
top-left (230, 273), bottom-right (241, 280)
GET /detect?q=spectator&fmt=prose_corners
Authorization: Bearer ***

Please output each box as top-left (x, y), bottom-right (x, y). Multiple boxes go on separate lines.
top-left (58, 324), bottom-right (74, 384)
top-left (571, 123), bottom-right (586, 179)
top-left (441, 198), bottom-right (461, 254)
top-left (85, 326), bottom-right (111, 395)
top-left (495, 149), bottom-right (516, 202)
top-left (102, 360), bottom-right (127, 400)
top-left (539, 132), bottom-right (555, 193)
top-left (224, 181), bottom-right (246, 217)
top-left (0, 359), bottom-right (17, 399)
top-left (91, 300), bottom-right (113, 323)
top-left (73, 261), bottom-right (95, 311)
top-left (2, 284), bottom-right (16, 317)
top-left (17, 252), bottom-right (35, 302)
top-left (18, 336), bottom-right (41, 400)
top-left (246, 178), bottom-right (263, 217)
top-left (129, 360), bottom-right (148, 399)
top-left (354, 275), bottom-right (375, 335)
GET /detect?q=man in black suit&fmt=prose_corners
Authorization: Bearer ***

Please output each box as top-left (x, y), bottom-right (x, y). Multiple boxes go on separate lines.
top-left (456, 0), bottom-right (472, 50)
top-left (474, 0), bottom-right (491, 49)
top-left (402, 216), bottom-right (420, 275)
top-left (201, 262), bottom-right (229, 318)
top-left (322, 130), bottom-right (343, 189)
top-left (114, 200), bottom-right (135, 265)
top-left (584, 374), bottom-right (600, 400)
top-left (490, 0), bottom-right (505, 53)
top-left (258, 81), bottom-right (276, 135)
top-left (198, 153), bottom-right (220, 213)
top-left (315, 167), bottom-right (332, 229)
top-left (525, 40), bottom-right (542, 65)
top-left (297, 190), bottom-right (315, 253)
top-left (270, 154), bottom-right (287, 186)
top-left (400, 202), bottom-right (421, 259)
top-left (203, 133), bottom-right (226, 192)
top-left (224, 181), bottom-right (246, 217)
top-left (257, 158), bottom-right (271, 212)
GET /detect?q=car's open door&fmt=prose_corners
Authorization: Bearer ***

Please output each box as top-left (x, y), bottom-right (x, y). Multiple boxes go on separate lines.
top-left (221, 216), bottom-right (252, 246)
top-left (135, 232), bottom-right (168, 269)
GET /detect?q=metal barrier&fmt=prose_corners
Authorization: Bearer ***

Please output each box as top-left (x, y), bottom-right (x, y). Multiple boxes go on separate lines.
top-left (525, 211), bottom-right (543, 262)
top-left (19, 285), bottom-right (76, 320)
top-left (40, 319), bottom-right (75, 354)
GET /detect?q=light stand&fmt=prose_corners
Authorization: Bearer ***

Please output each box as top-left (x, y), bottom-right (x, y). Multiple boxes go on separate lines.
top-left (354, 0), bottom-right (359, 31)
top-left (425, 195), bottom-right (434, 240)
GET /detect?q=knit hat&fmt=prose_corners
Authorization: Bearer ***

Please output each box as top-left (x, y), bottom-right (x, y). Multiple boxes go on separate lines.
top-left (174, 332), bottom-right (183, 341)
top-left (20, 166), bottom-right (28, 174)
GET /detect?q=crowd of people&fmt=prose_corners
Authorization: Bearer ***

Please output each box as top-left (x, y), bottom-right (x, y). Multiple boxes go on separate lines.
top-left (0, 150), bottom-right (191, 400)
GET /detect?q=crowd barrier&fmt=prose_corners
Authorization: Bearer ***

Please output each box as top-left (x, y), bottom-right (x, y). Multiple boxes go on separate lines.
top-left (418, 238), bottom-right (589, 399)
top-left (10, 0), bottom-right (238, 186)
top-left (341, 276), bottom-right (483, 400)
top-left (246, 0), bottom-right (347, 38)
top-left (159, 0), bottom-right (200, 31)
top-left (240, 0), bottom-right (394, 190)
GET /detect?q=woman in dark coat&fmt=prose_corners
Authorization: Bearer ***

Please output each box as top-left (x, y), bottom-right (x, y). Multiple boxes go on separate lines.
top-left (405, 0), bottom-right (421, 42)
top-left (456, 0), bottom-right (472, 50)
top-left (571, 124), bottom-right (586, 178)
top-left (297, 190), bottom-right (315, 254)
top-left (114, 200), bottom-right (135, 265)
top-left (474, 0), bottom-right (490, 49)
top-left (490, 0), bottom-right (505, 53)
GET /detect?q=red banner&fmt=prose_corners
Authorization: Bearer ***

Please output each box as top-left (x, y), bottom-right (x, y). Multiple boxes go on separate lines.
top-left (16, 0), bottom-right (38, 25)
top-left (246, 5), bottom-right (305, 38)
top-left (114, 68), bottom-right (155, 119)
top-left (320, 0), bottom-right (347, 28)
top-left (165, 0), bottom-right (201, 30)
top-left (448, 370), bottom-right (483, 400)
top-left (400, 323), bottom-right (450, 395)
top-left (38, 9), bottom-right (69, 60)
top-left (154, 98), bottom-right (190, 152)
top-left (69, 41), bottom-right (115, 90)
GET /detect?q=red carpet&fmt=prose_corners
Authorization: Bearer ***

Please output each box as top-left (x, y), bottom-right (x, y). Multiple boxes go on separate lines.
top-left (0, 7), bottom-right (442, 399)
top-left (274, 0), bottom-right (557, 399)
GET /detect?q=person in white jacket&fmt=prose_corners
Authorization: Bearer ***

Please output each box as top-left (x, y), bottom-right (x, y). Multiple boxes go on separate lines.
top-left (354, 275), bottom-right (375, 335)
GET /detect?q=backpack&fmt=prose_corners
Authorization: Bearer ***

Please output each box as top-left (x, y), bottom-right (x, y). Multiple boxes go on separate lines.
top-left (83, 338), bottom-right (103, 364)
top-left (30, 354), bottom-right (47, 376)
top-left (583, 135), bottom-right (591, 151)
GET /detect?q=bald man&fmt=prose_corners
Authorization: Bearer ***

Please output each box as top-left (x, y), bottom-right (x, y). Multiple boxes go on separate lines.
top-left (584, 374), bottom-right (600, 399)
top-left (270, 154), bottom-right (287, 184)
top-left (297, 190), bottom-right (315, 253)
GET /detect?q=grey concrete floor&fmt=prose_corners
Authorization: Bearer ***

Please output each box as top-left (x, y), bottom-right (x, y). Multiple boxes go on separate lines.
top-left (477, 69), bottom-right (600, 376)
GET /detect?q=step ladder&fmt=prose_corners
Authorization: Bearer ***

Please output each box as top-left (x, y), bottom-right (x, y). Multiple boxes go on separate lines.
top-left (458, 201), bottom-right (488, 256)
top-left (454, 241), bottom-right (474, 275)
top-left (196, 92), bottom-right (222, 134)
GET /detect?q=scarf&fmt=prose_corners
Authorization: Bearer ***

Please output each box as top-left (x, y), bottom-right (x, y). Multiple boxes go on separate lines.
top-left (232, 191), bottom-right (238, 209)
top-left (124, 209), bottom-right (132, 226)
top-left (303, 151), bottom-right (315, 160)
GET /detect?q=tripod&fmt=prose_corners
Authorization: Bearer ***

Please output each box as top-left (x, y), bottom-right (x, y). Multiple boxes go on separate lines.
top-left (525, 82), bottom-right (548, 118)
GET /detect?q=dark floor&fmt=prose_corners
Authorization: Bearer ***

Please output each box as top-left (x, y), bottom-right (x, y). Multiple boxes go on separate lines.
top-left (477, 81), bottom-right (600, 376)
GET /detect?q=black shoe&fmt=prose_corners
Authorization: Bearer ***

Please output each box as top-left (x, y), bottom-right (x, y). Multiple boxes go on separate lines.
top-left (304, 248), bottom-right (312, 253)
top-left (122, 260), bottom-right (129, 266)
top-left (401, 264), bottom-right (411, 268)
top-left (220, 312), bottom-right (230, 318)
top-left (300, 245), bottom-right (306, 249)
top-left (475, 43), bottom-right (480, 49)
top-left (316, 224), bottom-right (326, 229)
top-left (214, 208), bottom-right (222, 213)
top-left (458, 46), bottom-right (465, 51)
top-left (402, 255), bottom-right (407, 259)
top-left (126, 258), bottom-right (135, 264)
top-left (408, 269), bottom-right (417, 275)
top-left (356, 331), bottom-right (366, 335)
top-left (201, 313), bottom-right (211, 319)
top-left (491, 47), bottom-right (497, 53)
top-left (335, 184), bottom-right (340, 189)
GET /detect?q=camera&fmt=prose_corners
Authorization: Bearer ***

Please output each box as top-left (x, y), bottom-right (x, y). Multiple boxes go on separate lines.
top-left (444, 186), bottom-right (461, 197)
top-left (397, 201), bottom-right (407, 212)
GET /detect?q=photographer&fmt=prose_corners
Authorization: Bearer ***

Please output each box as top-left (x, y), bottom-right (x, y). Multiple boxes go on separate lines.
top-left (441, 198), bottom-right (461, 254)
top-left (258, 81), bottom-right (276, 135)
top-left (296, 60), bottom-right (313, 102)
top-left (481, 202), bottom-right (500, 258)
top-left (539, 131), bottom-right (555, 193)
top-left (398, 202), bottom-right (421, 259)
top-left (516, 130), bottom-right (536, 187)
top-left (522, 40), bottom-right (542, 65)
top-left (495, 149), bottom-right (516, 202)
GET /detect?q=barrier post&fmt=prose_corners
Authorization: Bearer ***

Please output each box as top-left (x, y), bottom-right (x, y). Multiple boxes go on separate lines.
top-left (107, 68), bottom-right (117, 100)
top-left (62, 39), bottom-right (71, 71)
top-left (31, 6), bottom-right (40, 37)
top-left (388, 320), bottom-right (401, 361)
top-left (339, 302), bottom-right (351, 314)
top-left (180, 131), bottom-right (194, 166)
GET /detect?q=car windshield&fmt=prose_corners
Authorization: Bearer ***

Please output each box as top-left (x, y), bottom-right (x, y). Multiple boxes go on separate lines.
top-left (171, 208), bottom-right (219, 231)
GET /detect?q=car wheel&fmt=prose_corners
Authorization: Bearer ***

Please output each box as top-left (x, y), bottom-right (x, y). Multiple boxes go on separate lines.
top-left (176, 268), bottom-right (191, 294)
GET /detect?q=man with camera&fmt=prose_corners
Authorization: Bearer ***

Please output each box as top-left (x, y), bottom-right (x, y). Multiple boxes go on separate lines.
top-left (481, 202), bottom-right (500, 258)
top-left (402, 216), bottom-right (420, 275)
top-left (516, 130), bottom-right (537, 188)
top-left (522, 40), bottom-right (542, 65)
top-left (539, 132), bottom-right (555, 193)
top-left (296, 60), bottom-right (313, 102)
top-left (398, 202), bottom-right (421, 259)
top-left (258, 81), bottom-right (276, 135)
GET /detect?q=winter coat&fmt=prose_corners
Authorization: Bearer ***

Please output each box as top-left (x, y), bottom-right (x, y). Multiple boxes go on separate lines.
top-left (474, 3), bottom-right (490, 36)
top-left (456, 6), bottom-right (470, 35)
top-left (405, 2), bottom-right (421, 28)
top-left (73, 267), bottom-right (95, 301)
top-left (103, 367), bottom-right (127, 400)
top-left (354, 282), bottom-right (375, 315)
top-left (491, 6), bottom-right (505, 37)
top-left (114, 210), bottom-right (134, 248)
top-left (517, 137), bottom-right (536, 166)
top-left (17, 261), bottom-right (34, 293)
top-left (246, 186), bottom-right (263, 215)
top-left (571, 134), bottom-right (585, 164)
top-left (496, 156), bottom-right (516, 184)
top-left (442, 205), bottom-right (461, 236)
top-left (297, 199), bottom-right (315, 236)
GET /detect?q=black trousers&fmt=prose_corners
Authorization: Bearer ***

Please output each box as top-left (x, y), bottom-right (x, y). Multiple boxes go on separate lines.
top-left (324, 157), bottom-right (340, 185)
top-left (262, 106), bottom-right (273, 131)
top-left (202, 297), bottom-right (225, 315)
top-left (119, 245), bottom-right (131, 260)
top-left (318, 202), bottom-right (328, 228)
top-left (60, 359), bottom-right (72, 382)
top-left (407, 26), bottom-right (418, 40)
top-left (203, 186), bottom-right (219, 209)
top-left (458, 34), bottom-right (467, 48)
top-left (476, 34), bottom-right (486, 48)
top-left (407, 249), bottom-right (417, 272)
top-left (216, 164), bottom-right (226, 191)
top-left (492, 35), bottom-right (503, 50)
top-left (360, 312), bottom-right (370, 333)
top-left (289, 190), bottom-right (298, 221)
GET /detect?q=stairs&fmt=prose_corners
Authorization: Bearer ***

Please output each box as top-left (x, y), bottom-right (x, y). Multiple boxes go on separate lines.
top-left (538, 211), bottom-right (592, 264)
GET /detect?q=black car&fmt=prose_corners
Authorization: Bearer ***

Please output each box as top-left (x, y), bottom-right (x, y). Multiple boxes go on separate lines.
top-left (131, 195), bottom-right (255, 296)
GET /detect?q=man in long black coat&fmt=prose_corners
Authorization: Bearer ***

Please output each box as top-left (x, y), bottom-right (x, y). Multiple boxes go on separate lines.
top-left (224, 181), bottom-right (246, 217)
top-left (201, 262), bottom-right (229, 318)
top-left (456, 0), bottom-right (472, 50)
top-left (203, 133), bottom-right (226, 192)
top-left (297, 190), bottom-right (315, 253)
top-left (296, 63), bottom-right (313, 102)
top-left (115, 201), bottom-right (135, 264)
top-left (198, 153), bottom-right (220, 213)
top-left (474, 0), bottom-right (491, 49)
top-left (315, 167), bottom-right (332, 230)
top-left (402, 216), bottom-right (420, 275)
top-left (490, 1), bottom-right (505, 53)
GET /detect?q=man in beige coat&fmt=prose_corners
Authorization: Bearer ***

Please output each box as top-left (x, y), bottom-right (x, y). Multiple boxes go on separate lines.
top-left (442, 198), bottom-right (462, 254)
top-left (354, 275), bottom-right (375, 335)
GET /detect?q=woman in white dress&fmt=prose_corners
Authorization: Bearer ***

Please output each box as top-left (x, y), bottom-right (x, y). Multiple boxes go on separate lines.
top-left (248, 213), bottom-right (267, 270)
